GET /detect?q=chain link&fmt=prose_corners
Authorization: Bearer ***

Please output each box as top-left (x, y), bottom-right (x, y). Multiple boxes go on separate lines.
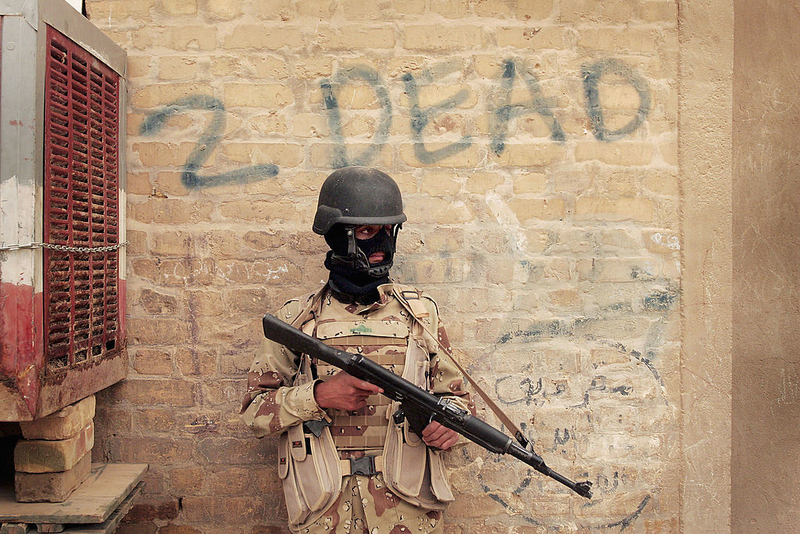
top-left (0, 241), bottom-right (128, 254)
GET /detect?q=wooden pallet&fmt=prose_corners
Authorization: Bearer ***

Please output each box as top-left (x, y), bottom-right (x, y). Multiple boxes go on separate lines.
top-left (0, 464), bottom-right (147, 533)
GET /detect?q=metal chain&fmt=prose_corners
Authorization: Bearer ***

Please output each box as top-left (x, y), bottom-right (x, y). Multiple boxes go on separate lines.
top-left (0, 241), bottom-right (128, 253)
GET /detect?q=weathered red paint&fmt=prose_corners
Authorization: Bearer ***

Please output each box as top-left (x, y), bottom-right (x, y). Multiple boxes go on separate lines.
top-left (0, 281), bottom-right (41, 419)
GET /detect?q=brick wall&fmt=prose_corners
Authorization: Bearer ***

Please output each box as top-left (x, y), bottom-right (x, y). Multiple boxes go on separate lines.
top-left (84, 0), bottom-right (681, 531)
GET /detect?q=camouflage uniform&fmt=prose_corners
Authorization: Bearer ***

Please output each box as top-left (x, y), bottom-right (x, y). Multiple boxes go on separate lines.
top-left (241, 282), bottom-right (471, 533)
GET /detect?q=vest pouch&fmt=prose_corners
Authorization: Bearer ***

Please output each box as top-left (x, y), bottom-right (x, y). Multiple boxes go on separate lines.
top-left (278, 432), bottom-right (312, 526)
top-left (428, 448), bottom-right (455, 502)
top-left (382, 403), bottom-right (448, 510)
top-left (287, 422), bottom-right (335, 513)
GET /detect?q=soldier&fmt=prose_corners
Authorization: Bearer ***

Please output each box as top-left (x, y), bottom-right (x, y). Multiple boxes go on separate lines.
top-left (240, 167), bottom-right (472, 533)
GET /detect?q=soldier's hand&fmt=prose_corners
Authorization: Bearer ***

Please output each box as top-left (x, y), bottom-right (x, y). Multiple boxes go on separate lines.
top-left (421, 420), bottom-right (459, 451)
top-left (314, 372), bottom-right (383, 412)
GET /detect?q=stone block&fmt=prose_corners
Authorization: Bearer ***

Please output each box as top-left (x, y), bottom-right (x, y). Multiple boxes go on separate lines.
top-left (19, 396), bottom-right (95, 441)
top-left (14, 452), bottom-right (91, 503)
top-left (15, 421), bottom-right (94, 474)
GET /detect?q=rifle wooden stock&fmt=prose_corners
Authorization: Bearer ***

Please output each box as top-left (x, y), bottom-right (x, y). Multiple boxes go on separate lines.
top-left (262, 312), bottom-right (592, 499)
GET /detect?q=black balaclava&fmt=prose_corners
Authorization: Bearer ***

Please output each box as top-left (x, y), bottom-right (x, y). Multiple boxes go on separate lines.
top-left (324, 224), bottom-right (399, 304)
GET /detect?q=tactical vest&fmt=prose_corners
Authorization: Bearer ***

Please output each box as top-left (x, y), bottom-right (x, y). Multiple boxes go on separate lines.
top-left (314, 298), bottom-right (409, 453)
top-left (277, 284), bottom-right (455, 532)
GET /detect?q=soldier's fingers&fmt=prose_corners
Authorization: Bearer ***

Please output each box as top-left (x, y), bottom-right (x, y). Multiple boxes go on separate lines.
top-left (421, 420), bottom-right (444, 438)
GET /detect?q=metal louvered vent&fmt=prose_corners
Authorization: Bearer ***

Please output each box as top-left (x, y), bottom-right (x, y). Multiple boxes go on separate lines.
top-left (43, 26), bottom-right (121, 371)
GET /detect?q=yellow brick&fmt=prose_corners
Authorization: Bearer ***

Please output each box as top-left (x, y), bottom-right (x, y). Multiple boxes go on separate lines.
top-left (340, 115), bottom-right (382, 138)
top-left (127, 171), bottom-right (152, 196)
top-left (87, 0), bottom-right (156, 20)
top-left (137, 288), bottom-right (180, 316)
top-left (204, 0), bottom-right (242, 19)
top-left (420, 172), bottom-right (462, 196)
top-left (159, 0), bottom-right (197, 15)
top-left (575, 197), bottom-right (654, 222)
top-left (175, 347), bottom-right (218, 376)
top-left (251, 56), bottom-right (289, 79)
top-left (549, 288), bottom-right (582, 308)
top-left (223, 83), bottom-right (294, 108)
top-left (560, 0), bottom-right (640, 23)
top-left (154, 171), bottom-right (190, 197)
top-left (641, 0), bottom-right (678, 22)
top-left (399, 142), bottom-right (482, 168)
top-left (403, 25), bottom-right (484, 51)
top-left (475, 0), bottom-right (554, 19)
top-left (292, 114), bottom-right (330, 138)
top-left (133, 348), bottom-right (174, 376)
top-left (523, 228), bottom-right (556, 252)
top-left (466, 172), bottom-right (504, 194)
top-left (315, 26), bottom-right (396, 50)
top-left (218, 199), bottom-right (301, 221)
top-left (592, 82), bottom-right (646, 110)
top-left (210, 56), bottom-right (241, 77)
top-left (644, 230), bottom-right (681, 255)
top-left (507, 197), bottom-right (565, 221)
top-left (594, 170), bottom-right (638, 196)
top-left (309, 142), bottom-right (392, 168)
top-left (578, 28), bottom-right (658, 53)
top-left (386, 56), bottom-right (428, 78)
top-left (222, 143), bottom-right (303, 167)
top-left (188, 290), bottom-right (226, 317)
top-left (127, 55), bottom-right (152, 78)
top-left (225, 288), bottom-right (271, 315)
top-left (393, 0), bottom-right (425, 15)
top-left (429, 0), bottom-right (471, 18)
top-left (338, 0), bottom-right (384, 19)
top-left (169, 26), bottom-right (217, 51)
top-left (403, 84), bottom-right (477, 110)
top-left (151, 231), bottom-right (194, 256)
top-left (295, 0), bottom-right (335, 17)
top-left (575, 142), bottom-right (655, 165)
top-left (512, 172), bottom-right (547, 194)
top-left (131, 83), bottom-right (214, 108)
top-left (406, 197), bottom-right (473, 224)
top-left (326, 85), bottom-right (385, 110)
top-left (472, 54), bottom-right (508, 78)
top-left (250, 113), bottom-right (289, 136)
top-left (252, 0), bottom-right (293, 21)
top-left (295, 57), bottom-right (335, 79)
top-left (490, 143), bottom-right (566, 166)
top-left (129, 198), bottom-right (214, 224)
top-left (133, 142), bottom-right (217, 168)
top-left (495, 26), bottom-right (564, 49)
top-left (159, 56), bottom-right (199, 81)
top-left (223, 26), bottom-right (304, 50)
top-left (643, 171), bottom-right (679, 196)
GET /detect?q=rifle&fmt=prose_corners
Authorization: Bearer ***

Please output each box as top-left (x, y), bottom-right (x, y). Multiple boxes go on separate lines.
top-left (262, 313), bottom-right (593, 499)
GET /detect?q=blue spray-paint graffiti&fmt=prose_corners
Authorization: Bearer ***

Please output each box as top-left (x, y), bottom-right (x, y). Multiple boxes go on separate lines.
top-left (138, 58), bottom-right (653, 187)
top-left (139, 95), bottom-right (279, 188)
top-left (582, 58), bottom-right (651, 141)
top-left (490, 58), bottom-right (566, 155)
top-left (320, 66), bottom-right (393, 169)
top-left (402, 68), bottom-right (473, 164)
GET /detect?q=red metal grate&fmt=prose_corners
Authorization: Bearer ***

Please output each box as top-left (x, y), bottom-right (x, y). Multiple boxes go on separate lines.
top-left (43, 26), bottom-right (121, 371)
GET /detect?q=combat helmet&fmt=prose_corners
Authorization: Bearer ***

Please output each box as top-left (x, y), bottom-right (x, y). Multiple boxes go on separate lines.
top-left (313, 167), bottom-right (406, 279)
top-left (312, 167), bottom-right (406, 235)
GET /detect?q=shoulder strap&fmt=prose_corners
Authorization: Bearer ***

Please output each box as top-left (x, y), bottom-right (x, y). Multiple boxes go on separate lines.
top-left (392, 286), bottom-right (532, 450)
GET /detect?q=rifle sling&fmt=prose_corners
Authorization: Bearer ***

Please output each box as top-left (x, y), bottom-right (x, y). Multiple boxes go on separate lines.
top-left (392, 287), bottom-right (530, 449)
